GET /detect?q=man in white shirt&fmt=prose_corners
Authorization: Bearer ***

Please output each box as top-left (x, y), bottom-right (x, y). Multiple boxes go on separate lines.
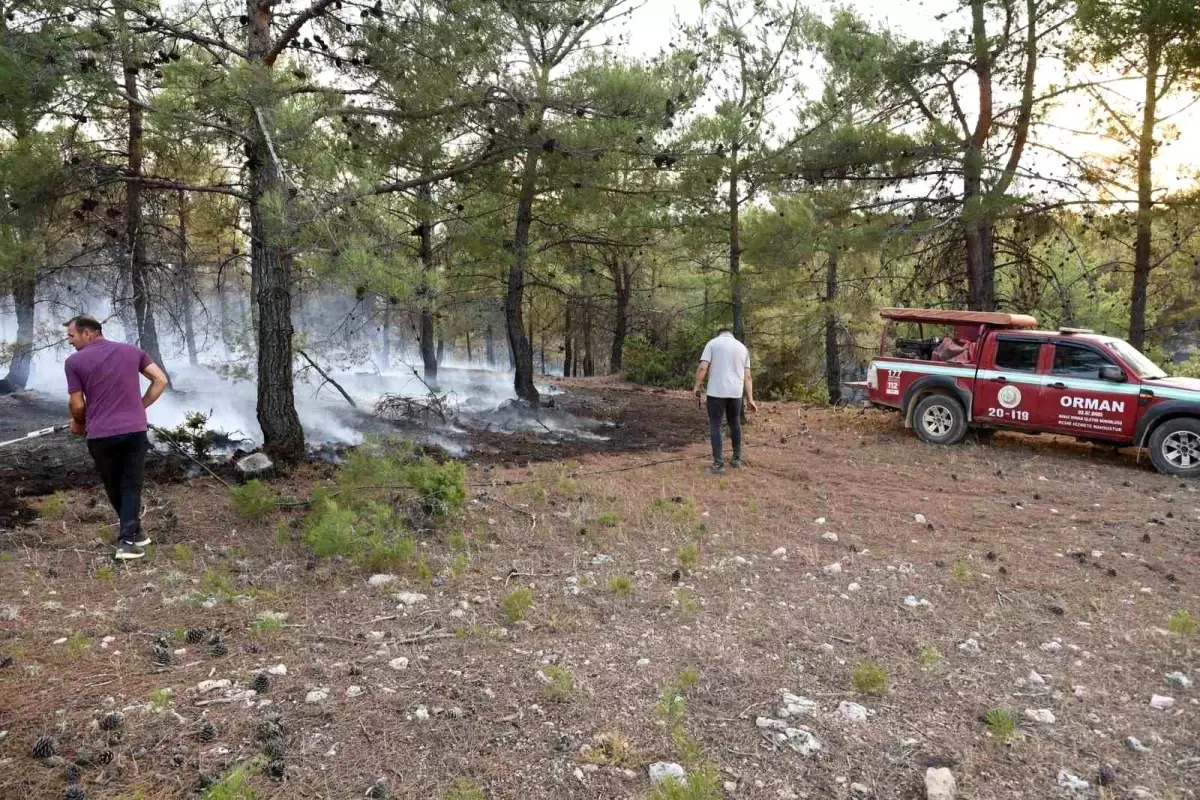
top-left (693, 328), bottom-right (757, 473)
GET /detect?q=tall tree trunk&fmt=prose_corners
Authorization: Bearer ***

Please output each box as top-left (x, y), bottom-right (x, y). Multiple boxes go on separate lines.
top-left (728, 143), bottom-right (745, 340)
top-left (963, 0), bottom-right (997, 312)
top-left (416, 184), bottom-right (438, 380)
top-left (507, 147), bottom-right (540, 403)
top-left (465, 330), bottom-right (472, 364)
top-left (247, 0), bottom-right (304, 461)
top-left (485, 323), bottom-right (496, 368)
top-left (610, 257), bottom-right (630, 373)
top-left (437, 335), bottom-right (445, 365)
top-left (825, 249), bottom-right (841, 406)
top-left (1129, 43), bottom-right (1161, 350)
top-left (0, 275), bottom-right (35, 393)
top-left (120, 9), bottom-right (168, 382)
top-left (563, 296), bottom-right (573, 378)
top-left (381, 300), bottom-right (392, 368)
top-left (177, 192), bottom-right (199, 367)
top-left (581, 270), bottom-right (594, 377)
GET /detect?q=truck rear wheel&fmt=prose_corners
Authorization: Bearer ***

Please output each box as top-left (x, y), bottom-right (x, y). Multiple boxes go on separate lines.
top-left (1148, 418), bottom-right (1200, 477)
top-left (913, 394), bottom-right (968, 446)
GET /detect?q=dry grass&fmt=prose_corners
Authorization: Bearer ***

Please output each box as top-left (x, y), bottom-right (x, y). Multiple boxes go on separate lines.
top-left (1, 390), bottom-right (1197, 799)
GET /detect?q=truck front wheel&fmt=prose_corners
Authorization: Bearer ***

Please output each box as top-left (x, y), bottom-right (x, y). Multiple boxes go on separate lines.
top-left (913, 394), bottom-right (968, 446)
top-left (1148, 418), bottom-right (1200, 477)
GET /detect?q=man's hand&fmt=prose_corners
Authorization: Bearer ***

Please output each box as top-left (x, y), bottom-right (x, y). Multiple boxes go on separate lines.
top-left (69, 418), bottom-right (86, 436)
top-left (694, 388), bottom-right (705, 407)
top-left (747, 399), bottom-right (759, 413)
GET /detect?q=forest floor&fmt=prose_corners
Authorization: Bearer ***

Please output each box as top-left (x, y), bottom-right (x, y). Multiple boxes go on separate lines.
top-left (1, 379), bottom-right (1197, 800)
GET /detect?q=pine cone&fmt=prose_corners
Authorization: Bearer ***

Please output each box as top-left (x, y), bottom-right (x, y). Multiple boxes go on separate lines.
top-left (197, 721), bottom-right (217, 743)
top-left (252, 673), bottom-right (270, 694)
top-left (197, 773), bottom-right (216, 790)
top-left (99, 711), bottom-right (123, 731)
top-left (65, 764), bottom-right (80, 783)
top-left (105, 730), bottom-right (122, 746)
top-left (171, 752), bottom-right (186, 767)
top-left (367, 779), bottom-right (389, 799)
top-left (96, 750), bottom-right (114, 765)
top-left (208, 637), bottom-right (228, 658)
top-left (65, 785), bottom-right (86, 800)
top-left (116, 618), bottom-right (137, 633)
top-left (0, 653), bottom-right (13, 668)
top-left (255, 715), bottom-right (284, 742)
top-left (348, 663), bottom-right (363, 677)
top-left (266, 760), bottom-right (286, 779)
top-left (152, 646), bottom-right (171, 667)
top-left (185, 628), bottom-right (206, 644)
top-left (261, 737), bottom-right (287, 760)
top-left (31, 734), bottom-right (57, 758)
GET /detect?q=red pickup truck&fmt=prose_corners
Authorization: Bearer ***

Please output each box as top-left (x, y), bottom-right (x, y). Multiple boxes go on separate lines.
top-left (854, 308), bottom-right (1200, 477)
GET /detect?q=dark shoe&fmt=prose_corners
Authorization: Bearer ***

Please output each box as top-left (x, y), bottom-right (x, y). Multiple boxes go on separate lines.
top-left (709, 462), bottom-right (726, 474)
top-left (730, 459), bottom-right (742, 469)
top-left (131, 534), bottom-right (152, 547)
top-left (114, 542), bottom-right (145, 561)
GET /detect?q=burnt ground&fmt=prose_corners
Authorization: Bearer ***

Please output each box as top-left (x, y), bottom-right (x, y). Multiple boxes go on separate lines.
top-left (1, 381), bottom-right (1198, 800)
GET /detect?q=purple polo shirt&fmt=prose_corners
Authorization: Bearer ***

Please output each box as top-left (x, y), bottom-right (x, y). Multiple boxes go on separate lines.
top-left (65, 338), bottom-right (152, 439)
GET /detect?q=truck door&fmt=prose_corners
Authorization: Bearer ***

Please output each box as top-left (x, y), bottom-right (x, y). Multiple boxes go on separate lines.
top-left (973, 335), bottom-right (1043, 428)
top-left (1041, 341), bottom-right (1141, 440)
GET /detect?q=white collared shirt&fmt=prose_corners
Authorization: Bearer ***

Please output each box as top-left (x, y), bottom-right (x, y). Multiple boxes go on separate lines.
top-left (700, 333), bottom-right (750, 399)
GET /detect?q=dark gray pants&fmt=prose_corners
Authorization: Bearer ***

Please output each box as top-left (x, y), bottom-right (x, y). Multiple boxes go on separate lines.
top-left (706, 396), bottom-right (743, 466)
top-left (87, 431), bottom-right (148, 544)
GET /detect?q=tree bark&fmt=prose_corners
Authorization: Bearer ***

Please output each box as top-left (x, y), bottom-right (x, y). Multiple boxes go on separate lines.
top-left (485, 323), bottom-right (496, 368)
top-left (728, 142), bottom-right (745, 340)
top-left (610, 257), bottom-right (630, 373)
top-left (120, 9), bottom-right (168, 382)
top-left (416, 184), bottom-right (438, 380)
top-left (825, 249), bottom-right (841, 406)
top-left (247, 0), bottom-right (304, 461)
top-left (507, 146), bottom-right (541, 403)
top-left (177, 192), bottom-right (199, 366)
top-left (465, 329), bottom-right (472, 364)
top-left (0, 275), bottom-right (35, 393)
top-left (563, 295), bottom-right (573, 378)
top-left (1129, 42), bottom-right (1161, 350)
top-left (581, 270), bottom-right (595, 377)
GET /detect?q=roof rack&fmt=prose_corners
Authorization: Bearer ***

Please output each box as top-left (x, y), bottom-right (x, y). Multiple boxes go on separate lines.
top-left (1058, 327), bottom-right (1095, 335)
top-left (878, 308), bottom-right (1039, 329)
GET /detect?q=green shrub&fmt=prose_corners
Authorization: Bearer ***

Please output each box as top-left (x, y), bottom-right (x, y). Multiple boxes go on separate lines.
top-left (203, 763), bottom-right (258, 799)
top-left (404, 457), bottom-right (467, 518)
top-left (154, 411), bottom-right (218, 460)
top-left (608, 575), bottom-right (633, 598)
top-left (442, 779), bottom-right (484, 800)
top-left (230, 480), bottom-right (276, 520)
top-left (917, 647), bottom-right (941, 667)
top-left (539, 664), bottom-right (574, 701)
top-left (649, 765), bottom-right (724, 800)
top-left (1167, 609), bottom-right (1197, 636)
top-left (37, 491), bottom-right (68, 520)
top-left (304, 499), bottom-right (359, 557)
top-left (984, 707), bottom-right (1016, 742)
top-left (676, 540), bottom-right (699, 573)
top-left (501, 587), bottom-right (534, 623)
top-left (852, 661), bottom-right (888, 695)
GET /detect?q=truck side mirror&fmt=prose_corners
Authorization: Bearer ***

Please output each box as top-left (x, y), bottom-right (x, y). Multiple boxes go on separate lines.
top-left (1099, 365), bottom-right (1126, 383)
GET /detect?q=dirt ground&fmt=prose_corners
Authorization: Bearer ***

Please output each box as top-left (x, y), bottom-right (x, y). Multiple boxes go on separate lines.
top-left (1, 381), bottom-right (1197, 799)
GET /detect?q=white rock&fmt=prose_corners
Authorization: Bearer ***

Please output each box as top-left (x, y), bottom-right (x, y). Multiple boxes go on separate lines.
top-left (1023, 708), bottom-right (1056, 724)
top-left (1164, 671), bottom-right (1192, 689)
top-left (773, 547), bottom-right (788, 558)
top-left (267, 664), bottom-right (287, 676)
top-left (413, 706), bottom-right (430, 721)
top-left (394, 592), bottom-right (428, 606)
top-left (235, 452), bottom-right (274, 479)
top-left (850, 783), bottom-right (873, 798)
top-left (837, 701), bottom-right (868, 724)
top-left (1149, 694), bottom-right (1175, 710)
top-left (195, 679), bottom-right (231, 694)
top-left (590, 554), bottom-right (614, 565)
top-left (636, 658), bottom-right (650, 667)
top-left (778, 692), bottom-right (819, 718)
top-left (732, 556), bottom-right (749, 566)
top-left (368, 574), bottom-right (397, 587)
top-left (1027, 670), bottom-right (1046, 685)
top-left (924, 767), bottom-right (956, 800)
top-left (914, 513), bottom-right (927, 524)
top-left (52, 637), bottom-right (68, 645)
top-left (903, 595), bottom-right (932, 608)
top-left (1125, 737), bottom-right (1151, 753)
top-left (1126, 789), bottom-right (1159, 800)
top-left (1056, 770), bottom-right (1089, 793)
top-left (346, 685), bottom-right (364, 698)
top-left (648, 762), bottom-right (686, 784)
top-left (847, 582), bottom-right (861, 592)
top-left (957, 638), bottom-right (982, 656)
top-left (815, 517), bottom-right (826, 524)
top-left (1039, 641), bottom-right (1062, 653)
top-left (820, 532), bottom-right (839, 542)
top-left (389, 657), bottom-right (410, 671)
top-left (304, 687), bottom-right (330, 703)
top-left (0, 605), bottom-right (18, 621)
top-left (822, 562), bottom-right (842, 575)
top-left (448, 608), bottom-right (465, 619)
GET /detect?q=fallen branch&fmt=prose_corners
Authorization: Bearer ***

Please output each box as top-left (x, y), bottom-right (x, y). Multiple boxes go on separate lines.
top-left (149, 425), bottom-right (230, 488)
top-left (297, 349), bottom-right (356, 408)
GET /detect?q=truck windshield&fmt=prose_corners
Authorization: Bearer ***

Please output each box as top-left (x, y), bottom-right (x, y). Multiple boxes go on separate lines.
top-left (1106, 340), bottom-right (1167, 379)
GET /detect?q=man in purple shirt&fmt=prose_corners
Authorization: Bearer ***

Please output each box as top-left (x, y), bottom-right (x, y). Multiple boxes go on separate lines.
top-left (64, 316), bottom-right (169, 560)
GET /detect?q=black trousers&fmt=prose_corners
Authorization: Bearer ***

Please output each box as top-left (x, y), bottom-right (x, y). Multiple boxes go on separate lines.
top-left (86, 431), bottom-right (148, 544)
top-left (706, 396), bottom-right (743, 465)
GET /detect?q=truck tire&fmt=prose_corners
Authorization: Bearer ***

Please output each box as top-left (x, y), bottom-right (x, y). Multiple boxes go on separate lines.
top-left (1147, 417), bottom-right (1200, 478)
top-left (912, 394), bottom-right (968, 446)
